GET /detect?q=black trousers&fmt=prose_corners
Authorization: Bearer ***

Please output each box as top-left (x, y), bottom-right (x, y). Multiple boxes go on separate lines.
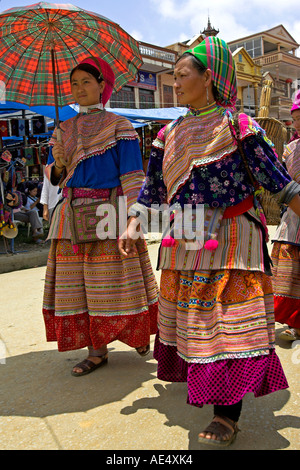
top-left (214, 400), bottom-right (243, 422)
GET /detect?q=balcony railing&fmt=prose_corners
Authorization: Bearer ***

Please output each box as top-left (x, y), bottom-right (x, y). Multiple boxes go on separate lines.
top-left (254, 51), bottom-right (300, 67)
top-left (139, 44), bottom-right (176, 63)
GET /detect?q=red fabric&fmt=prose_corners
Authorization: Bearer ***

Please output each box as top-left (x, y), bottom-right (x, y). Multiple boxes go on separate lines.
top-left (274, 296), bottom-right (300, 328)
top-left (43, 303), bottom-right (158, 352)
top-left (80, 57), bottom-right (115, 105)
top-left (223, 194), bottom-right (254, 219)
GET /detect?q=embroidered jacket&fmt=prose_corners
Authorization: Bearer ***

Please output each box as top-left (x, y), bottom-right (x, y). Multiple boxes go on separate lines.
top-left (48, 110), bottom-right (144, 240)
top-left (130, 105), bottom-right (300, 273)
top-left (272, 138), bottom-right (300, 245)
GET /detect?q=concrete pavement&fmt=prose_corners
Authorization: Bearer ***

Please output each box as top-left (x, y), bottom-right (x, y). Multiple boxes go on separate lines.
top-left (0, 229), bottom-right (299, 450)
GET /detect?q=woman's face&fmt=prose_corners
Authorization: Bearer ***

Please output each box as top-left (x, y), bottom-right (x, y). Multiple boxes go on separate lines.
top-left (71, 69), bottom-right (105, 106)
top-left (173, 56), bottom-right (212, 108)
top-left (292, 109), bottom-right (300, 134)
top-left (29, 187), bottom-right (38, 197)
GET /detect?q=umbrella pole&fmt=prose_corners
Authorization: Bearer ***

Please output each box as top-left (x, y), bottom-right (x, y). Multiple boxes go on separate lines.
top-left (51, 48), bottom-right (62, 142)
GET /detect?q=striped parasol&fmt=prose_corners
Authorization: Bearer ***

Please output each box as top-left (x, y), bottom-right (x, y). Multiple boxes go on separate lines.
top-left (0, 2), bottom-right (142, 126)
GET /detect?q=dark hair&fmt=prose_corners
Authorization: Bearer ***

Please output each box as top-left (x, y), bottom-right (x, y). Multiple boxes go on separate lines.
top-left (26, 181), bottom-right (38, 192)
top-left (177, 52), bottom-right (207, 74)
top-left (177, 52), bottom-right (221, 103)
top-left (70, 63), bottom-right (103, 84)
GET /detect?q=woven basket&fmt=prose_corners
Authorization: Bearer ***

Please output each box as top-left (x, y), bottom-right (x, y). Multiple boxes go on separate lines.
top-left (255, 117), bottom-right (287, 225)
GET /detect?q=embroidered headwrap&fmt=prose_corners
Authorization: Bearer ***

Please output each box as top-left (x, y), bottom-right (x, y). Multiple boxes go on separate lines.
top-left (78, 57), bottom-right (115, 105)
top-left (186, 36), bottom-right (237, 109)
top-left (291, 89), bottom-right (300, 113)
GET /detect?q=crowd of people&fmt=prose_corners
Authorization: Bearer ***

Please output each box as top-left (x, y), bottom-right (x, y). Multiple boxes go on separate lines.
top-left (3, 171), bottom-right (60, 244)
top-left (12, 37), bottom-right (297, 447)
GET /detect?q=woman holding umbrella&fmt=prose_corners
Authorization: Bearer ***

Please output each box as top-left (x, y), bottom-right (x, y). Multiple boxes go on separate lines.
top-left (43, 57), bottom-right (158, 376)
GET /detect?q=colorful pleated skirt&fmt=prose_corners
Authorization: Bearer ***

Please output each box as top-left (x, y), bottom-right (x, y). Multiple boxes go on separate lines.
top-left (271, 242), bottom-right (300, 329)
top-left (153, 268), bottom-right (288, 407)
top-left (43, 237), bottom-right (158, 352)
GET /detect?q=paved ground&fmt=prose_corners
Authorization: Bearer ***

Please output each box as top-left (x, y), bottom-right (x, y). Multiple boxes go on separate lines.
top-left (0, 227), bottom-right (299, 450)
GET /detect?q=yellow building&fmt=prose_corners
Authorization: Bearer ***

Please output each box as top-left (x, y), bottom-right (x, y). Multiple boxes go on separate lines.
top-left (232, 47), bottom-right (262, 115)
top-left (228, 25), bottom-right (300, 122)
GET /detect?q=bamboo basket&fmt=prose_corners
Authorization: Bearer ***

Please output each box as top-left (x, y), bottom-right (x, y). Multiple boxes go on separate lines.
top-left (255, 117), bottom-right (287, 225)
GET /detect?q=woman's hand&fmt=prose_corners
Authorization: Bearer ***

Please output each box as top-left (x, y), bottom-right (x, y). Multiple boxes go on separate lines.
top-left (118, 217), bottom-right (140, 257)
top-left (52, 142), bottom-right (68, 172)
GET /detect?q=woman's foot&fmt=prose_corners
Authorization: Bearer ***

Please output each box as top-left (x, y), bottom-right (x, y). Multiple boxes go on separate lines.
top-left (71, 353), bottom-right (108, 377)
top-left (198, 415), bottom-right (240, 447)
top-left (279, 328), bottom-right (300, 341)
top-left (33, 229), bottom-right (43, 240)
top-left (136, 344), bottom-right (150, 356)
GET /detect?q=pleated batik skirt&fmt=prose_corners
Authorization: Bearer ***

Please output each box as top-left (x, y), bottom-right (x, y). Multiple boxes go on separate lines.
top-left (271, 242), bottom-right (300, 329)
top-left (153, 268), bottom-right (288, 407)
top-left (43, 237), bottom-right (158, 352)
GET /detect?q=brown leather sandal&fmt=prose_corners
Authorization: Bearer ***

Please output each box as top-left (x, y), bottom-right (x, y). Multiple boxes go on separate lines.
top-left (198, 415), bottom-right (240, 447)
top-left (71, 354), bottom-right (108, 377)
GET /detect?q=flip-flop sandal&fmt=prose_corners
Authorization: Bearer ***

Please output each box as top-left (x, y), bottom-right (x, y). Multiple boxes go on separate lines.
top-left (279, 328), bottom-right (300, 342)
top-left (198, 415), bottom-right (240, 447)
top-left (71, 355), bottom-right (108, 377)
top-left (136, 344), bottom-right (150, 356)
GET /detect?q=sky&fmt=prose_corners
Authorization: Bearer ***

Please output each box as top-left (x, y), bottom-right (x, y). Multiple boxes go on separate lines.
top-left (0, 0), bottom-right (299, 50)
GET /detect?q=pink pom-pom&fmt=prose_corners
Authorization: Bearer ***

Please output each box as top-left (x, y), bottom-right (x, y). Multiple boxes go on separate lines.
top-left (204, 239), bottom-right (219, 251)
top-left (72, 244), bottom-right (79, 254)
top-left (161, 235), bottom-right (176, 247)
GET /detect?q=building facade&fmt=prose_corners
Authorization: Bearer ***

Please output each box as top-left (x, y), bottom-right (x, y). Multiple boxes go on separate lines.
top-left (109, 41), bottom-right (177, 109)
top-left (228, 25), bottom-right (300, 123)
top-left (108, 22), bottom-right (300, 130)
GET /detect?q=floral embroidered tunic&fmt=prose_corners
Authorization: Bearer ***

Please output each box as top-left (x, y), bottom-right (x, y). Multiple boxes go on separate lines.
top-left (48, 110), bottom-right (144, 240)
top-left (137, 111), bottom-right (292, 210)
top-left (131, 104), bottom-right (300, 274)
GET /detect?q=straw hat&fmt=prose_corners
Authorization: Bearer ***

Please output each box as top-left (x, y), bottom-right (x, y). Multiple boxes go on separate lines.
top-left (1, 222), bottom-right (18, 239)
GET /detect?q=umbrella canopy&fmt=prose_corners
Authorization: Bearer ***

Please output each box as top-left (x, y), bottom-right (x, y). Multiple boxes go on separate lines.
top-left (0, 2), bottom-right (142, 119)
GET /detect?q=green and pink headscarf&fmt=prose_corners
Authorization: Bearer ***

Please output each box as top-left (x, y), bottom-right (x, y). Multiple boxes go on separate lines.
top-left (186, 36), bottom-right (237, 109)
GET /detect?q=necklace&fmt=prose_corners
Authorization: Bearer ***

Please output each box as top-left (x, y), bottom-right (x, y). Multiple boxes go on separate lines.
top-left (187, 102), bottom-right (224, 117)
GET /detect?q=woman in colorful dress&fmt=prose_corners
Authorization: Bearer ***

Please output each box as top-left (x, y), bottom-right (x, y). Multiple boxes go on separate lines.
top-left (288, 90), bottom-right (300, 143)
top-left (43, 56), bottom-right (158, 376)
top-left (119, 37), bottom-right (300, 446)
top-left (271, 92), bottom-right (300, 342)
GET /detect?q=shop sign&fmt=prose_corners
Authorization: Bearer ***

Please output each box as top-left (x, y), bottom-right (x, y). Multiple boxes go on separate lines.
top-left (129, 71), bottom-right (157, 90)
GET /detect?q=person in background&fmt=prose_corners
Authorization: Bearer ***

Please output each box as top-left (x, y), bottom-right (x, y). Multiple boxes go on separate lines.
top-left (288, 90), bottom-right (300, 143)
top-left (40, 149), bottom-right (61, 222)
top-left (9, 181), bottom-right (44, 244)
top-left (120, 37), bottom-right (300, 447)
top-left (271, 91), bottom-right (300, 342)
top-left (43, 56), bottom-right (158, 377)
top-left (24, 181), bottom-right (43, 217)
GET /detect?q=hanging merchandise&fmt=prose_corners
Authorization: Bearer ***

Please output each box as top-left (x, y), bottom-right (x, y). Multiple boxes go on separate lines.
top-left (1, 150), bottom-right (12, 163)
top-left (0, 120), bottom-right (9, 137)
top-left (144, 126), bottom-right (152, 159)
top-left (10, 119), bottom-right (19, 137)
top-left (32, 116), bottom-right (46, 135)
top-left (136, 128), bottom-right (143, 153)
top-left (18, 119), bottom-right (29, 137)
top-left (24, 147), bottom-right (34, 165)
top-left (40, 146), bottom-right (48, 166)
top-left (2, 170), bottom-right (9, 183)
top-left (0, 182), bottom-right (18, 239)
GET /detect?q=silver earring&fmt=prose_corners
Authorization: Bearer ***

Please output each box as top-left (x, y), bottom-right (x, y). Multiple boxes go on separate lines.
top-left (206, 87), bottom-right (210, 105)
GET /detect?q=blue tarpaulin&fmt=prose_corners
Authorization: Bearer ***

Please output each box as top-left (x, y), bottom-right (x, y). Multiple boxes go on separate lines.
top-left (0, 101), bottom-right (187, 120)
top-left (0, 101), bottom-right (188, 129)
